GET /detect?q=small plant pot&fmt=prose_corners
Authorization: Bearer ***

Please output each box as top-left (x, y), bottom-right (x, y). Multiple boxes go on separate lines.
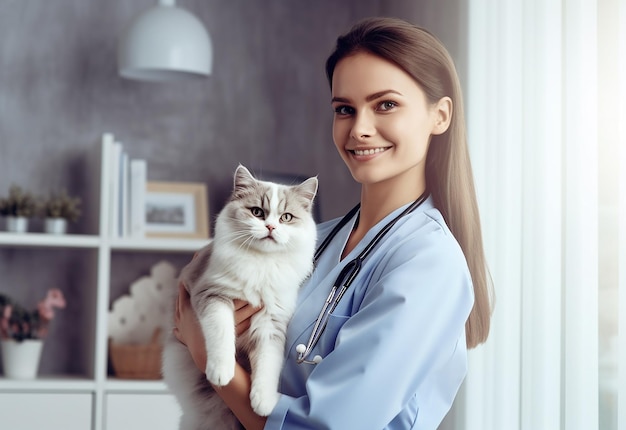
top-left (1, 339), bottom-right (44, 379)
top-left (6, 216), bottom-right (29, 233)
top-left (45, 218), bottom-right (68, 235)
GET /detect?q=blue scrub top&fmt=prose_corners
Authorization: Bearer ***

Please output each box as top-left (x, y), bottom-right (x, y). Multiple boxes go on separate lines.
top-left (264, 197), bottom-right (474, 430)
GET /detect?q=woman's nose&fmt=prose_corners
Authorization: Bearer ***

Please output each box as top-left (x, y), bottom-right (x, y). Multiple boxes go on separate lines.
top-left (350, 111), bottom-right (376, 141)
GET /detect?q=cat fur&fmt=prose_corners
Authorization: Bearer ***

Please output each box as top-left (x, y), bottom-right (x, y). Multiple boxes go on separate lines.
top-left (162, 165), bottom-right (318, 430)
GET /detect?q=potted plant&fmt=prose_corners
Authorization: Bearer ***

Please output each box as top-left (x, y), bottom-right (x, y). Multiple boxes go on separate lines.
top-left (40, 189), bottom-right (82, 234)
top-left (0, 185), bottom-right (38, 233)
top-left (0, 289), bottom-right (66, 379)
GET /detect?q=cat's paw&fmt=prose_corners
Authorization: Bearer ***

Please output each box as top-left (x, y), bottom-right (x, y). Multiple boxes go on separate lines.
top-left (205, 357), bottom-right (235, 386)
top-left (250, 386), bottom-right (280, 416)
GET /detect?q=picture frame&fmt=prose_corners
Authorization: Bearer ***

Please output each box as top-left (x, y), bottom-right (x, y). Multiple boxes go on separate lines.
top-left (145, 182), bottom-right (209, 239)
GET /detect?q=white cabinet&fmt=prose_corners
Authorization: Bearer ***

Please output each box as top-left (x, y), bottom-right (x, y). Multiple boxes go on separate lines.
top-left (0, 138), bottom-right (208, 429)
top-left (0, 392), bottom-right (93, 430)
top-left (105, 393), bottom-right (182, 430)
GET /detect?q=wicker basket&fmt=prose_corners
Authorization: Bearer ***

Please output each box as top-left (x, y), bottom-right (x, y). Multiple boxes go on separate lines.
top-left (109, 328), bottom-right (163, 380)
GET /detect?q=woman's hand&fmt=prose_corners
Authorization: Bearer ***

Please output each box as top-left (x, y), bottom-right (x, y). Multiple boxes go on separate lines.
top-left (172, 283), bottom-right (268, 429)
top-left (173, 283), bottom-right (207, 371)
top-left (233, 299), bottom-right (263, 336)
top-left (172, 283), bottom-right (263, 372)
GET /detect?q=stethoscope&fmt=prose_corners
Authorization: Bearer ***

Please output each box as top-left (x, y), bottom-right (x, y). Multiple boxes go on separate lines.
top-left (295, 192), bottom-right (428, 364)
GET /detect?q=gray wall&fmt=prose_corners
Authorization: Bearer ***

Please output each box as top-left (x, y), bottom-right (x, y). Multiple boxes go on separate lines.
top-left (0, 0), bottom-right (467, 407)
top-left (0, 0), bottom-right (467, 227)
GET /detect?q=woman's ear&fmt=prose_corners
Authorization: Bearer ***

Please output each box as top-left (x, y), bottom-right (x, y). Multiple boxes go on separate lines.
top-left (432, 96), bottom-right (452, 135)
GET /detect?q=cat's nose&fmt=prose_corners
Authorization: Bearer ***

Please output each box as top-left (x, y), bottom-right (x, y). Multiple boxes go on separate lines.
top-left (266, 224), bottom-right (275, 233)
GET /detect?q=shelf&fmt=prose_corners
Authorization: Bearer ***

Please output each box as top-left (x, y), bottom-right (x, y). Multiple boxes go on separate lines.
top-left (0, 232), bottom-right (100, 248)
top-left (0, 376), bottom-right (96, 392)
top-left (0, 136), bottom-right (201, 429)
top-left (105, 378), bottom-right (170, 393)
top-left (0, 233), bottom-right (210, 252)
top-left (108, 237), bottom-right (210, 252)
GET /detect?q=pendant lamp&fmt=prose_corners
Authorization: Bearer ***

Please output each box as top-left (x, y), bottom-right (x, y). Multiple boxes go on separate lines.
top-left (118, 0), bottom-right (212, 82)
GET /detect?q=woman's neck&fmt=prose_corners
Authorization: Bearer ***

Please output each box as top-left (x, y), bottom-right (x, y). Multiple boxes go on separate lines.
top-left (341, 182), bottom-right (425, 260)
top-left (358, 184), bottom-right (424, 232)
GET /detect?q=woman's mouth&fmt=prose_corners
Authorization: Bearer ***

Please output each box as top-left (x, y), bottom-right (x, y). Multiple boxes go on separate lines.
top-left (350, 147), bottom-right (389, 156)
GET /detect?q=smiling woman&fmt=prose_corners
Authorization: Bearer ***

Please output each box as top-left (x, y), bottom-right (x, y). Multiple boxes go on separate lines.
top-left (0, 2), bottom-right (481, 430)
top-left (173, 16), bottom-right (493, 430)
top-left (329, 51), bottom-right (451, 211)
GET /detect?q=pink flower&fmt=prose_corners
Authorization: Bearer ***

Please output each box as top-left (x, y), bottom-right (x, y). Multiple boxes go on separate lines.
top-left (0, 289), bottom-right (66, 340)
top-left (37, 288), bottom-right (67, 322)
top-left (46, 289), bottom-right (67, 308)
top-left (0, 304), bottom-right (11, 338)
top-left (2, 304), bottom-right (11, 320)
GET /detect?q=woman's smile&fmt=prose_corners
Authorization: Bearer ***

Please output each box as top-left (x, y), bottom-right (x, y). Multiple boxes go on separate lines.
top-left (350, 146), bottom-right (391, 157)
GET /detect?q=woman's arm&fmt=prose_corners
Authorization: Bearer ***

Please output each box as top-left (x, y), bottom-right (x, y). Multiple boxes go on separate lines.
top-left (173, 283), bottom-right (268, 430)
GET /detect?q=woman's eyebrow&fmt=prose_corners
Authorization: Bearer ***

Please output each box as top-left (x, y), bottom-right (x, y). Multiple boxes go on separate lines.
top-left (366, 90), bottom-right (403, 101)
top-left (331, 96), bottom-right (350, 104)
top-left (331, 90), bottom-right (403, 104)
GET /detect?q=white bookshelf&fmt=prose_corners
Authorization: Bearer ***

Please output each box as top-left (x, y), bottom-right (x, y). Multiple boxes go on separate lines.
top-left (0, 232), bottom-right (100, 248)
top-left (0, 138), bottom-right (209, 430)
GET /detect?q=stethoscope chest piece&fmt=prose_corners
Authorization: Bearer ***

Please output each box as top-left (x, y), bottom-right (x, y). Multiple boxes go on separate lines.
top-left (296, 343), bottom-right (323, 364)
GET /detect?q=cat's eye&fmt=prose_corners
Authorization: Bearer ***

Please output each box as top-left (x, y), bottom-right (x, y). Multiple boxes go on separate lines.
top-left (251, 207), bottom-right (265, 218)
top-left (280, 213), bottom-right (293, 223)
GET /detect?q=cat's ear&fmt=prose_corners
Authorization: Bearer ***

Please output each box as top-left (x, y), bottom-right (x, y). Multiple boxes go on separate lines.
top-left (295, 177), bottom-right (318, 209)
top-left (233, 165), bottom-right (257, 196)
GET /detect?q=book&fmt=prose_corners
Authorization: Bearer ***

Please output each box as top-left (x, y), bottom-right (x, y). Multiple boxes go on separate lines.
top-left (129, 159), bottom-right (147, 238)
top-left (120, 151), bottom-right (129, 237)
top-left (110, 141), bottom-right (123, 238)
top-left (100, 133), bottom-right (115, 237)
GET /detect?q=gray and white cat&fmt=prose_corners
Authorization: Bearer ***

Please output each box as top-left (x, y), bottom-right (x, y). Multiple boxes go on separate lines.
top-left (162, 165), bottom-right (318, 430)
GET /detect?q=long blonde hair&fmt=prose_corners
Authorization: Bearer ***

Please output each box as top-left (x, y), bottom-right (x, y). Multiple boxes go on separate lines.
top-left (325, 17), bottom-right (493, 348)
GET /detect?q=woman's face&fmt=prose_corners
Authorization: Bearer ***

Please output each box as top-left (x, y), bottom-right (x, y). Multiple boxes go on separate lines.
top-left (331, 51), bottom-right (450, 193)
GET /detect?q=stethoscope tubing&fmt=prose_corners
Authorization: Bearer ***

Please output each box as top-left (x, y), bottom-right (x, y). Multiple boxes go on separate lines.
top-left (296, 192), bottom-right (428, 364)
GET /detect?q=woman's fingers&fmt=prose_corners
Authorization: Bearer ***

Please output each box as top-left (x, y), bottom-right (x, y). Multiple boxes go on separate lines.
top-left (234, 299), bottom-right (263, 336)
top-left (234, 301), bottom-right (262, 325)
top-left (233, 299), bottom-right (247, 311)
top-left (236, 318), bottom-right (252, 337)
top-left (176, 287), bottom-right (261, 338)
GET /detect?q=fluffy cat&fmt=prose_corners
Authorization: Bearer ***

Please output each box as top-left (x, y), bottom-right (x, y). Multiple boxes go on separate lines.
top-left (162, 165), bottom-right (318, 430)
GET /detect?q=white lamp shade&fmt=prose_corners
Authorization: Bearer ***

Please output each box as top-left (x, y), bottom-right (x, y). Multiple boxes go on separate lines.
top-left (118, 1), bottom-right (212, 82)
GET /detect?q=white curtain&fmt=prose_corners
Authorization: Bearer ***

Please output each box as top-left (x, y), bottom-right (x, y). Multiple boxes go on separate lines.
top-left (462, 0), bottom-right (625, 429)
top-left (618, 0), bottom-right (626, 426)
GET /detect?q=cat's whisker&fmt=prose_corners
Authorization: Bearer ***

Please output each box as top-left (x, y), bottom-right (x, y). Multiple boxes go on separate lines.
top-left (238, 235), bottom-right (256, 252)
top-left (223, 231), bottom-right (253, 246)
top-left (219, 230), bottom-right (257, 252)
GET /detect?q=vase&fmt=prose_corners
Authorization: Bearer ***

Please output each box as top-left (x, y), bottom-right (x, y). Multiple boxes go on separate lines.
top-left (45, 218), bottom-right (67, 234)
top-left (0, 339), bottom-right (44, 379)
top-left (5, 216), bottom-right (28, 233)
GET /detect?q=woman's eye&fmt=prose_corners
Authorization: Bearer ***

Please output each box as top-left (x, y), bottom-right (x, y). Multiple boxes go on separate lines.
top-left (333, 105), bottom-right (354, 116)
top-left (280, 213), bottom-right (293, 223)
top-left (251, 207), bottom-right (264, 218)
top-left (378, 100), bottom-right (397, 111)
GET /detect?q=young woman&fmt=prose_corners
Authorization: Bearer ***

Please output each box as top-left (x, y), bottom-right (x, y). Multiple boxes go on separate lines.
top-left (174, 16), bottom-right (492, 430)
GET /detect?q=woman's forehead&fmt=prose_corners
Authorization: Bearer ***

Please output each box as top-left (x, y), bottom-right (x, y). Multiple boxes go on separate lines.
top-left (331, 52), bottom-right (423, 101)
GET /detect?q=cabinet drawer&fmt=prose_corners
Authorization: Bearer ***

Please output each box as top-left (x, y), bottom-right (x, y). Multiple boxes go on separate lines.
top-left (105, 393), bottom-right (181, 430)
top-left (0, 392), bottom-right (92, 430)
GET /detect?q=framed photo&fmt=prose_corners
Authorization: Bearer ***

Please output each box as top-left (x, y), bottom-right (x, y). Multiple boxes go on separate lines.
top-left (145, 182), bottom-right (209, 239)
